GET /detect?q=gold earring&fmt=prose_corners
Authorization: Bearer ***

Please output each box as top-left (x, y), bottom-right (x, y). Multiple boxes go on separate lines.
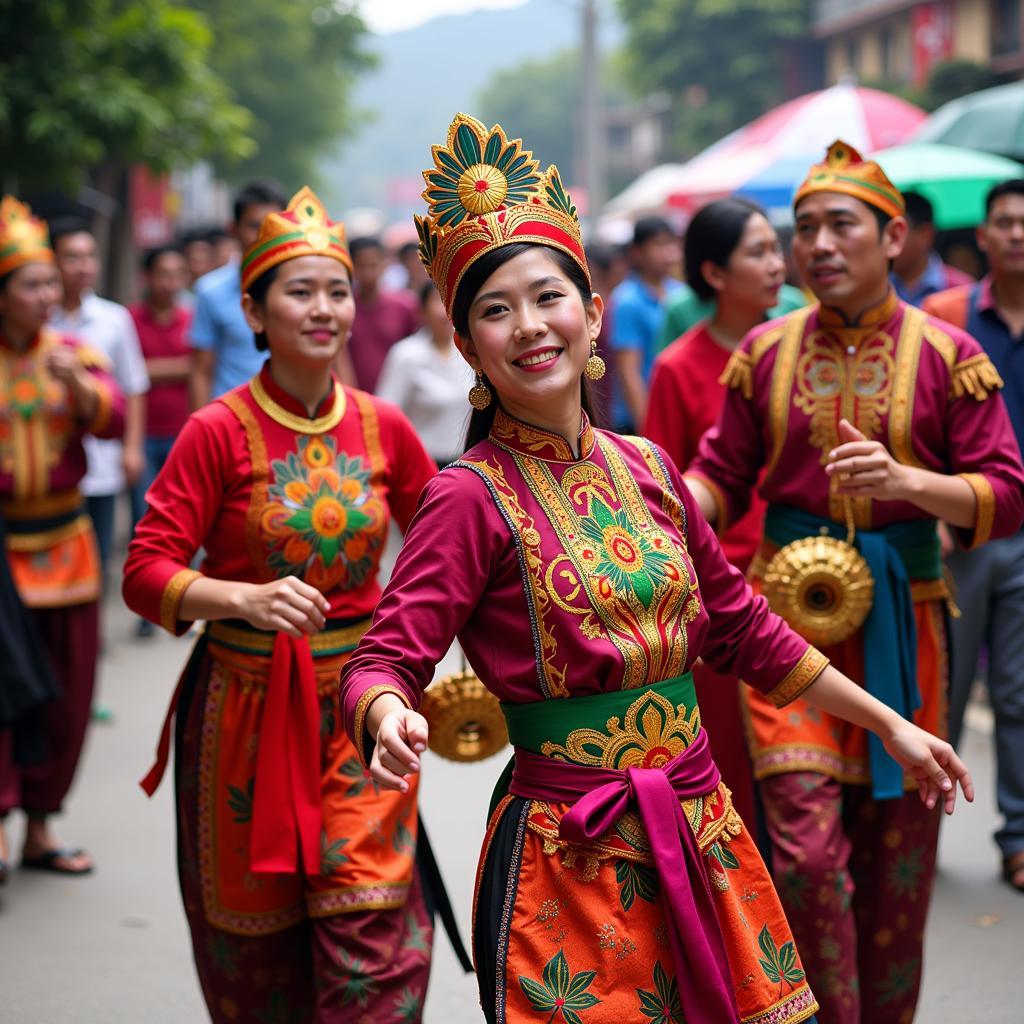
top-left (585, 338), bottom-right (606, 381)
top-left (468, 371), bottom-right (492, 410)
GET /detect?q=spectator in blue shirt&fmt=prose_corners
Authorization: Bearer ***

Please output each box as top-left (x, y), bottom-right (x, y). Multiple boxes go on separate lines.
top-left (609, 216), bottom-right (682, 431)
top-left (188, 181), bottom-right (285, 408)
top-left (891, 191), bottom-right (973, 306)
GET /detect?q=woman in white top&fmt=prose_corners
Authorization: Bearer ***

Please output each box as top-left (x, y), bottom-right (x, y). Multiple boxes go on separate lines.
top-left (376, 282), bottom-right (474, 466)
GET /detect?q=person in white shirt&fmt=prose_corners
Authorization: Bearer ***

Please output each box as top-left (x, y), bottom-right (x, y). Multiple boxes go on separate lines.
top-left (49, 219), bottom-right (149, 585)
top-left (376, 281), bottom-right (474, 466)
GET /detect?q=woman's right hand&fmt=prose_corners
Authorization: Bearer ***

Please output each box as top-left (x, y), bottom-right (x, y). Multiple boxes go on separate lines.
top-left (236, 576), bottom-right (329, 637)
top-left (370, 708), bottom-right (429, 792)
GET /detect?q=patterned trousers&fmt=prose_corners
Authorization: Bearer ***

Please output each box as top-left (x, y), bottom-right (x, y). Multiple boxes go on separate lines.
top-left (760, 772), bottom-right (941, 1024)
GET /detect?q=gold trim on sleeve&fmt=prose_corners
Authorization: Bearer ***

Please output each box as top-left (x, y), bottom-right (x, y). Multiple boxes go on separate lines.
top-left (951, 354), bottom-right (1004, 402)
top-left (766, 646), bottom-right (829, 708)
top-left (718, 350), bottom-right (753, 400)
top-left (683, 472), bottom-right (729, 534)
top-left (353, 684), bottom-right (411, 766)
top-left (160, 568), bottom-right (202, 634)
top-left (959, 472), bottom-right (996, 549)
top-left (249, 374), bottom-right (346, 434)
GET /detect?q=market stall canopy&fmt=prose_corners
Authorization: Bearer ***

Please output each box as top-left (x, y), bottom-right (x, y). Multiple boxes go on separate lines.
top-left (914, 82), bottom-right (1024, 161)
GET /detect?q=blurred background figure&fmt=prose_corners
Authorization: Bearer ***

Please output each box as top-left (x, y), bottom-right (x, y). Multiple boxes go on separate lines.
top-left (49, 218), bottom-right (149, 590)
top-left (205, 225), bottom-right (239, 269)
top-left (585, 241), bottom-right (628, 423)
top-left (127, 244), bottom-right (192, 639)
top-left (925, 178), bottom-right (1024, 894)
top-left (608, 216), bottom-right (681, 432)
top-left (892, 191), bottom-right (974, 306)
top-left (376, 281), bottom-right (474, 468)
top-left (345, 236), bottom-right (419, 392)
top-left (645, 197), bottom-right (787, 829)
top-left (0, 197), bottom-right (124, 878)
top-left (397, 239), bottom-right (431, 292)
top-left (188, 180), bottom-right (285, 409)
top-left (178, 228), bottom-right (215, 295)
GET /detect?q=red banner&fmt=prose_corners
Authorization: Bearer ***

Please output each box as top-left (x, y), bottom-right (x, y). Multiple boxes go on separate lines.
top-left (912, 1), bottom-right (954, 86)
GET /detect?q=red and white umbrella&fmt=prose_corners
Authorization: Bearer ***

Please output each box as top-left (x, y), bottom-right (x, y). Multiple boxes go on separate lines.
top-left (606, 84), bottom-right (926, 217)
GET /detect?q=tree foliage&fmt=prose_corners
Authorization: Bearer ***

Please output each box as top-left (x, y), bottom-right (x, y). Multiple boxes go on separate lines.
top-left (616, 0), bottom-right (811, 155)
top-left (0, 0), bottom-right (253, 189)
top-left (188, 0), bottom-right (375, 187)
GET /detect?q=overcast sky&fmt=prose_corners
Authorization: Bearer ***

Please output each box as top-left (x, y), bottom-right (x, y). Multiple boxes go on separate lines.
top-left (360, 0), bottom-right (528, 34)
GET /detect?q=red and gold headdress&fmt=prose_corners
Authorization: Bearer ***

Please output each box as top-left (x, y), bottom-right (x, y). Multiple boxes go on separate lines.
top-left (241, 186), bottom-right (352, 293)
top-left (0, 196), bottom-right (54, 278)
top-left (794, 140), bottom-right (905, 219)
top-left (415, 113), bottom-right (589, 316)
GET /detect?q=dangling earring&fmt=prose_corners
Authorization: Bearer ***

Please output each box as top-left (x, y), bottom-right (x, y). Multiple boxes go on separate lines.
top-left (468, 370), bottom-right (492, 410)
top-left (585, 338), bottom-right (606, 381)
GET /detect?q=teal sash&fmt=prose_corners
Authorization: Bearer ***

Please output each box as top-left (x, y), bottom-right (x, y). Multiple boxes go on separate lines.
top-left (765, 505), bottom-right (942, 800)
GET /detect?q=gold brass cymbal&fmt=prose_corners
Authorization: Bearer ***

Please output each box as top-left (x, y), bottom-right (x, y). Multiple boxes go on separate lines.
top-left (420, 669), bottom-right (509, 763)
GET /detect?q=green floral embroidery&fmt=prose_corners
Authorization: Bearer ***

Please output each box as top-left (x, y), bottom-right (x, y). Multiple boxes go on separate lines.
top-left (636, 961), bottom-right (684, 1023)
top-left (875, 957), bottom-right (921, 1006)
top-left (330, 949), bottom-right (381, 1008)
top-left (253, 991), bottom-right (305, 1024)
top-left (320, 701), bottom-right (336, 739)
top-left (519, 949), bottom-right (601, 1024)
top-left (578, 497), bottom-right (674, 608)
top-left (615, 859), bottom-right (659, 912)
top-left (339, 757), bottom-right (380, 797)
top-left (757, 923), bottom-right (806, 997)
top-left (320, 833), bottom-right (350, 874)
top-left (886, 847), bottom-right (925, 899)
top-left (392, 819), bottom-right (415, 856)
top-left (402, 910), bottom-right (431, 955)
top-left (206, 931), bottom-right (240, 980)
top-left (777, 866), bottom-right (810, 911)
top-left (226, 777), bottom-right (254, 825)
top-left (708, 840), bottom-right (740, 872)
top-left (392, 985), bottom-right (423, 1023)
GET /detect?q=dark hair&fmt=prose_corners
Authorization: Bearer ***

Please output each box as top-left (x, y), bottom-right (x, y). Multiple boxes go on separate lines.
top-left (399, 241), bottom-right (420, 261)
top-left (0, 269), bottom-right (14, 295)
top-left (142, 243), bottom-right (184, 274)
top-left (48, 216), bottom-right (93, 252)
top-left (245, 264), bottom-right (279, 352)
top-left (418, 280), bottom-right (438, 307)
top-left (450, 242), bottom-right (601, 450)
top-left (986, 178), bottom-right (1024, 217)
top-left (349, 236), bottom-right (383, 260)
top-left (178, 226), bottom-right (210, 248)
top-left (205, 226), bottom-right (231, 245)
top-left (585, 242), bottom-right (626, 275)
top-left (902, 191), bottom-right (934, 229)
top-left (683, 198), bottom-right (765, 301)
top-left (633, 216), bottom-right (675, 247)
top-left (232, 181), bottom-right (286, 225)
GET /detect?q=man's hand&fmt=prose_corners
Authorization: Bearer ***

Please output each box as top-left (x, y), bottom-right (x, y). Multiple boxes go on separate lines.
top-left (825, 418), bottom-right (914, 502)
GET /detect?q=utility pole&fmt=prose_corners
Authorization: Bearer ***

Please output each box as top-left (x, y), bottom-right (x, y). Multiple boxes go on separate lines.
top-left (581, 0), bottom-right (606, 231)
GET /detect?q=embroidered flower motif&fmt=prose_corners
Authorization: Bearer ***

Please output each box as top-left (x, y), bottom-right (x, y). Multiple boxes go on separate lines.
top-left (262, 435), bottom-right (386, 591)
top-left (578, 496), bottom-right (677, 608)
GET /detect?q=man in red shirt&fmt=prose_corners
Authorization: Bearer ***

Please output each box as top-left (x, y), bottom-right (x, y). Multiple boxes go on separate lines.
top-left (129, 244), bottom-right (191, 635)
top-left (344, 237), bottom-right (419, 392)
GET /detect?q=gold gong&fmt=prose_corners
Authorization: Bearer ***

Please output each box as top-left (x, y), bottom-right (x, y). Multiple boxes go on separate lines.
top-left (420, 669), bottom-right (509, 763)
top-left (762, 532), bottom-right (874, 648)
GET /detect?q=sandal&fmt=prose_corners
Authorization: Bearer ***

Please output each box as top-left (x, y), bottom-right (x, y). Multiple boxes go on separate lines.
top-left (21, 847), bottom-right (94, 876)
top-left (1001, 850), bottom-right (1024, 893)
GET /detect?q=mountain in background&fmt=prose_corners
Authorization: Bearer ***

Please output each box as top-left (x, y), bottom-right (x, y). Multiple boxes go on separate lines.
top-left (322, 0), bottom-right (618, 226)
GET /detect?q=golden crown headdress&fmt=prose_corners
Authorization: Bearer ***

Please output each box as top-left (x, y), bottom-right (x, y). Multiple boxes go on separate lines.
top-left (0, 197), bottom-right (54, 279)
top-left (794, 140), bottom-right (905, 219)
top-left (242, 186), bottom-right (352, 293)
top-left (415, 113), bottom-right (589, 316)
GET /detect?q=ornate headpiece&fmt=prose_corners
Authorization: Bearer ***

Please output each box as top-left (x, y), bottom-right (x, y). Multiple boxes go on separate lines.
top-left (241, 186), bottom-right (352, 294)
top-left (0, 197), bottom-right (54, 278)
top-left (794, 140), bottom-right (905, 219)
top-left (415, 113), bottom-right (589, 316)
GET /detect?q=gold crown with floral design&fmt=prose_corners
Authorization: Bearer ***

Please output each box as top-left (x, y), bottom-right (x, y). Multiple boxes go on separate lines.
top-left (794, 140), bottom-right (905, 219)
top-left (415, 113), bottom-right (590, 316)
top-left (241, 186), bottom-right (352, 293)
top-left (0, 196), bottom-right (54, 279)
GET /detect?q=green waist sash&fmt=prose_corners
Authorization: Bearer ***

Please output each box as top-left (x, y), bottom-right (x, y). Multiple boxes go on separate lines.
top-left (490, 674), bottom-right (697, 817)
top-left (765, 505), bottom-right (940, 800)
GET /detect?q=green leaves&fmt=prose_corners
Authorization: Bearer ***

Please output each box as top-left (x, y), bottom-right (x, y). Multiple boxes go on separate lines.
top-left (518, 949), bottom-right (601, 1024)
top-left (339, 757), bottom-right (379, 798)
top-left (329, 948), bottom-right (381, 1009)
top-left (320, 833), bottom-right (350, 875)
top-left (636, 961), bottom-right (684, 1024)
top-left (392, 819), bottom-right (416, 857)
top-left (757, 924), bottom-right (806, 991)
top-left (226, 777), bottom-right (254, 824)
top-left (708, 840), bottom-right (740, 872)
top-left (615, 859), bottom-right (660, 912)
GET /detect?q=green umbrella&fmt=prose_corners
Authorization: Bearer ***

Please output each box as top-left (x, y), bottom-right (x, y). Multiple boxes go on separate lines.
top-left (914, 81), bottom-right (1024, 160)
top-left (872, 143), bottom-right (1023, 230)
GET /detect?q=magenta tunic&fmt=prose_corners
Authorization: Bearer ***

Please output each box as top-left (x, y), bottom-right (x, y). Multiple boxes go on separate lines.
top-left (341, 409), bottom-right (825, 1024)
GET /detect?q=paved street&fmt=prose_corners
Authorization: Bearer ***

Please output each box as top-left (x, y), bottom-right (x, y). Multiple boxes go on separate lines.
top-left (1, 588), bottom-right (1022, 1022)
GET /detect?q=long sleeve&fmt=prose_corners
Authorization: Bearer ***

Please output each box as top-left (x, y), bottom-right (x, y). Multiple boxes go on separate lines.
top-left (339, 467), bottom-right (503, 764)
top-left (666, 452), bottom-right (828, 706)
top-left (375, 397), bottom-right (437, 533)
top-left (70, 337), bottom-right (126, 440)
top-left (122, 406), bottom-right (233, 633)
top-left (644, 358), bottom-right (695, 468)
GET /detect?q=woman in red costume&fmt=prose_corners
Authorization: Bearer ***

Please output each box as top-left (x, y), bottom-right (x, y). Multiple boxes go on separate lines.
top-left (124, 188), bottom-right (438, 1022)
top-left (0, 197), bottom-right (123, 880)
top-left (645, 197), bottom-right (793, 828)
top-left (339, 115), bottom-right (973, 1024)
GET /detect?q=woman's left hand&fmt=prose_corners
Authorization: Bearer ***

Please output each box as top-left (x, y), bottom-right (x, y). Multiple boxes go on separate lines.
top-left (826, 419), bottom-right (914, 501)
top-left (882, 720), bottom-right (974, 813)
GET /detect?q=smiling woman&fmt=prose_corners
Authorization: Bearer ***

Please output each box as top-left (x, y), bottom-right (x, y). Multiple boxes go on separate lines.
top-left (123, 187), bottom-right (440, 1022)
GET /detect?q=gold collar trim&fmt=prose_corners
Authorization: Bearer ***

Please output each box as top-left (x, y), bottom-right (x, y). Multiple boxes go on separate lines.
top-left (818, 289), bottom-right (899, 330)
top-left (490, 407), bottom-right (595, 462)
top-left (249, 374), bottom-right (345, 434)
